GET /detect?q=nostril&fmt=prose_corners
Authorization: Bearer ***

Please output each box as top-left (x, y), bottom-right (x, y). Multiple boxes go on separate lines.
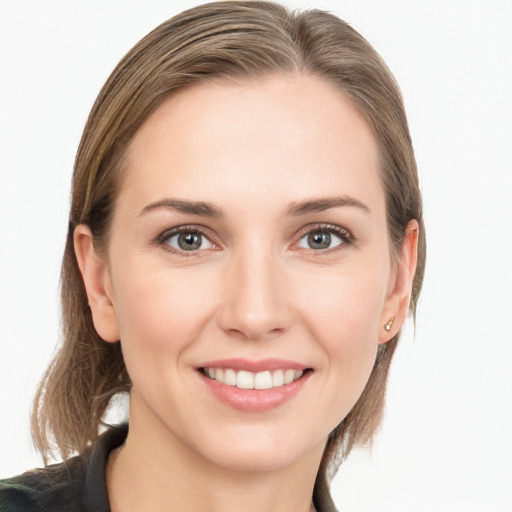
top-left (215, 268), bottom-right (293, 340)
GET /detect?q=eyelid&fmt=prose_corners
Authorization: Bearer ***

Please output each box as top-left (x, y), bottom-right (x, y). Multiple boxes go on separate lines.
top-left (155, 224), bottom-right (221, 255)
top-left (292, 223), bottom-right (355, 251)
top-left (154, 222), bottom-right (354, 256)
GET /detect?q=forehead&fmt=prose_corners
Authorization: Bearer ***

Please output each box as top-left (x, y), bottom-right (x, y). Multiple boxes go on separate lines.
top-left (118, 73), bottom-right (384, 216)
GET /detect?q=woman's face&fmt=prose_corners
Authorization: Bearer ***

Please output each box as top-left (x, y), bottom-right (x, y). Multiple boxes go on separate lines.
top-left (79, 74), bottom-right (411, 472)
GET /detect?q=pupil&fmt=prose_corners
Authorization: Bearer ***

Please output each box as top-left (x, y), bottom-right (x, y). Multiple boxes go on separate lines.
top-left (178, 232), bottom-right (201, 250)
top-left (308, 231), bottom-right (331, 249)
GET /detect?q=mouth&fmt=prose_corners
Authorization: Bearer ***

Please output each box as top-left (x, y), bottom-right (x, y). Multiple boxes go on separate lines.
top-left (196, 358), bottom-right (313, 412)
top-left (200, 367), bottom-right (312, 390)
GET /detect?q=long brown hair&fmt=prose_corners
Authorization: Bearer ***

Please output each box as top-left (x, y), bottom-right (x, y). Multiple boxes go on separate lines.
top-left (31, 0), bottom-right (425, 504)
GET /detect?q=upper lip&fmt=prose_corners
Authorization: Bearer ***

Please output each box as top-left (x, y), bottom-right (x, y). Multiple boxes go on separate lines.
top-left (198, 358), bottom-right (310, 373)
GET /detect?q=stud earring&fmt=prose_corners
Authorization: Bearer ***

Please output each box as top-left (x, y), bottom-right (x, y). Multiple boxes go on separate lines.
top-left (384, 316), bottom-right (395, 332)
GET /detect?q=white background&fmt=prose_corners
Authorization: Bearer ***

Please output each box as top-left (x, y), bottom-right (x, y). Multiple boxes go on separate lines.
top-left (0, 1), bottom-right (511, 511)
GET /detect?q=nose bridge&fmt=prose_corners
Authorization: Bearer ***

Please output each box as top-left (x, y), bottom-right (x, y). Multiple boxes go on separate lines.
top-left (218, 241), bottom-right (290, 339)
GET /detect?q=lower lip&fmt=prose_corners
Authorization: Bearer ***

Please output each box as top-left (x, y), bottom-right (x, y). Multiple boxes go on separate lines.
top-left (199, 371), bottom-right (312, 412)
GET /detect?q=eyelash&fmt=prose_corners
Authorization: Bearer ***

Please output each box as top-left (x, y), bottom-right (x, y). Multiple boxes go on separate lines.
top-left (155, 223), bottom-right (355, 256)
top-left (293, 223), bottom-right (354, 253)
top-left (155, 225), bottom-right (219, 257)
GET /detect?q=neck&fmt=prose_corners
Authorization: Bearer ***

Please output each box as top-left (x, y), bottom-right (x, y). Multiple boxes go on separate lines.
top-left (106, 397), bottom-right (323, 512)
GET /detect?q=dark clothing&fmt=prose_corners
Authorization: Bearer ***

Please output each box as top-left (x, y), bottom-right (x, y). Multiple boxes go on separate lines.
top-left (0, 424), bottom-right (128, 512)
top-left (0, 423), bottom-right (336, 511)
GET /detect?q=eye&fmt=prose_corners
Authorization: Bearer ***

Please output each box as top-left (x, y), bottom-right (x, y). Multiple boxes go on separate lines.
top-left (161, 229), bottom-right (215, 253)
top-left (296, 226), bottom-right (351, 251)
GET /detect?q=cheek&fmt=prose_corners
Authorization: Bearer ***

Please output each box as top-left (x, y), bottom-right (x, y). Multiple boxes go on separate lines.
top-left (298, 263), bottom-right (388, 343)
top-left (112, 263), bottom-right (216, 363)
top-left (311, 292), bottom-right (380, 381)
top-left (295, 265), bottom-right (388, 409)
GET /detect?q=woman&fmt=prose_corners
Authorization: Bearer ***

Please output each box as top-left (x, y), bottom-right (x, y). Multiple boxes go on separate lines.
top-left (0, 1), bottom-right (425, 511)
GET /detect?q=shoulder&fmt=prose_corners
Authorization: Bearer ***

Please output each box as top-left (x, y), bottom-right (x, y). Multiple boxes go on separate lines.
top-left (0, 456), bottom-right (85, 512)
top-left (0, 424), bottom-right (128, 512)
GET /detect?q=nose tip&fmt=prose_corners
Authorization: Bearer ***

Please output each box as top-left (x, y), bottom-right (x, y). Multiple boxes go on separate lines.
top-left (216, 256), bottom-right (291, 341)
top-left (224, 309), bottom-right (286, 340)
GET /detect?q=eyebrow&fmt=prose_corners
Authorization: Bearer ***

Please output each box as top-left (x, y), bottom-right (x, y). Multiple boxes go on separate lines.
top-left (286, 196), bottom-right (370, 216)
top-left (139, 199), bottom-right (223, 218)
top-left (139, 195), bottom-right (370, 219)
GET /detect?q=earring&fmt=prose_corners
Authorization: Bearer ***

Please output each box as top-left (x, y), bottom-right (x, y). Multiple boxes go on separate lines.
top-left (384, 316), bottom-right (395, 332)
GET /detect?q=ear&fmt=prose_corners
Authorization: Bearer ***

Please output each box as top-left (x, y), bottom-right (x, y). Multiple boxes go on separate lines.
top-left (74, 224), bottom-right (120, 343)
top-left (378, 219), bottom-right (419, 343)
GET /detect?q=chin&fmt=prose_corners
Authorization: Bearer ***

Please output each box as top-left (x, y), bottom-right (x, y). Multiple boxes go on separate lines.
top-left (206, 447), bottom-right (307, 473)
top-left (190, 424), bottom-right (326, 474)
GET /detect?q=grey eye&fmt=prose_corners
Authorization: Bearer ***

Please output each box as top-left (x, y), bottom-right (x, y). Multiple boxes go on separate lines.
top-left (166, 232), bottom-right (213, 251)
top-left (298, 230), bottom-right (343, 250)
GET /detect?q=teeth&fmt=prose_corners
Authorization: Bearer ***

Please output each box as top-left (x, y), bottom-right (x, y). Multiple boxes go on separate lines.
top-left (204, 367), bottom-right (307, 389)
top-left (237, 370), bottom-right (254, 389)
top-left (254, 371), bottom-right (272, 390)
top-left (272, 369), bottom-right (284, 387)
top-left (224, 368), bottom-right (237, 386)
top-left (284, 369), bottom-right (295, 384)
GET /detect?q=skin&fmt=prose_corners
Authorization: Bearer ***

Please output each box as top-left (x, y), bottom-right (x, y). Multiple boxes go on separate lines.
top-left (75, 74), bottom-right (418, 512)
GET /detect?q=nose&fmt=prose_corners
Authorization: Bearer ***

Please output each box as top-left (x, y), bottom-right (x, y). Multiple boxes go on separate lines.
top-left (216, 247), bottom-right (292, 340)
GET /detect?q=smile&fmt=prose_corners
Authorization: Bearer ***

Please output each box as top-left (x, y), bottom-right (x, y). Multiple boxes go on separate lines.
top-left (198, 359), bottom-right (313, 412)
top-left (202, 368), bottom-right (305, 389)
